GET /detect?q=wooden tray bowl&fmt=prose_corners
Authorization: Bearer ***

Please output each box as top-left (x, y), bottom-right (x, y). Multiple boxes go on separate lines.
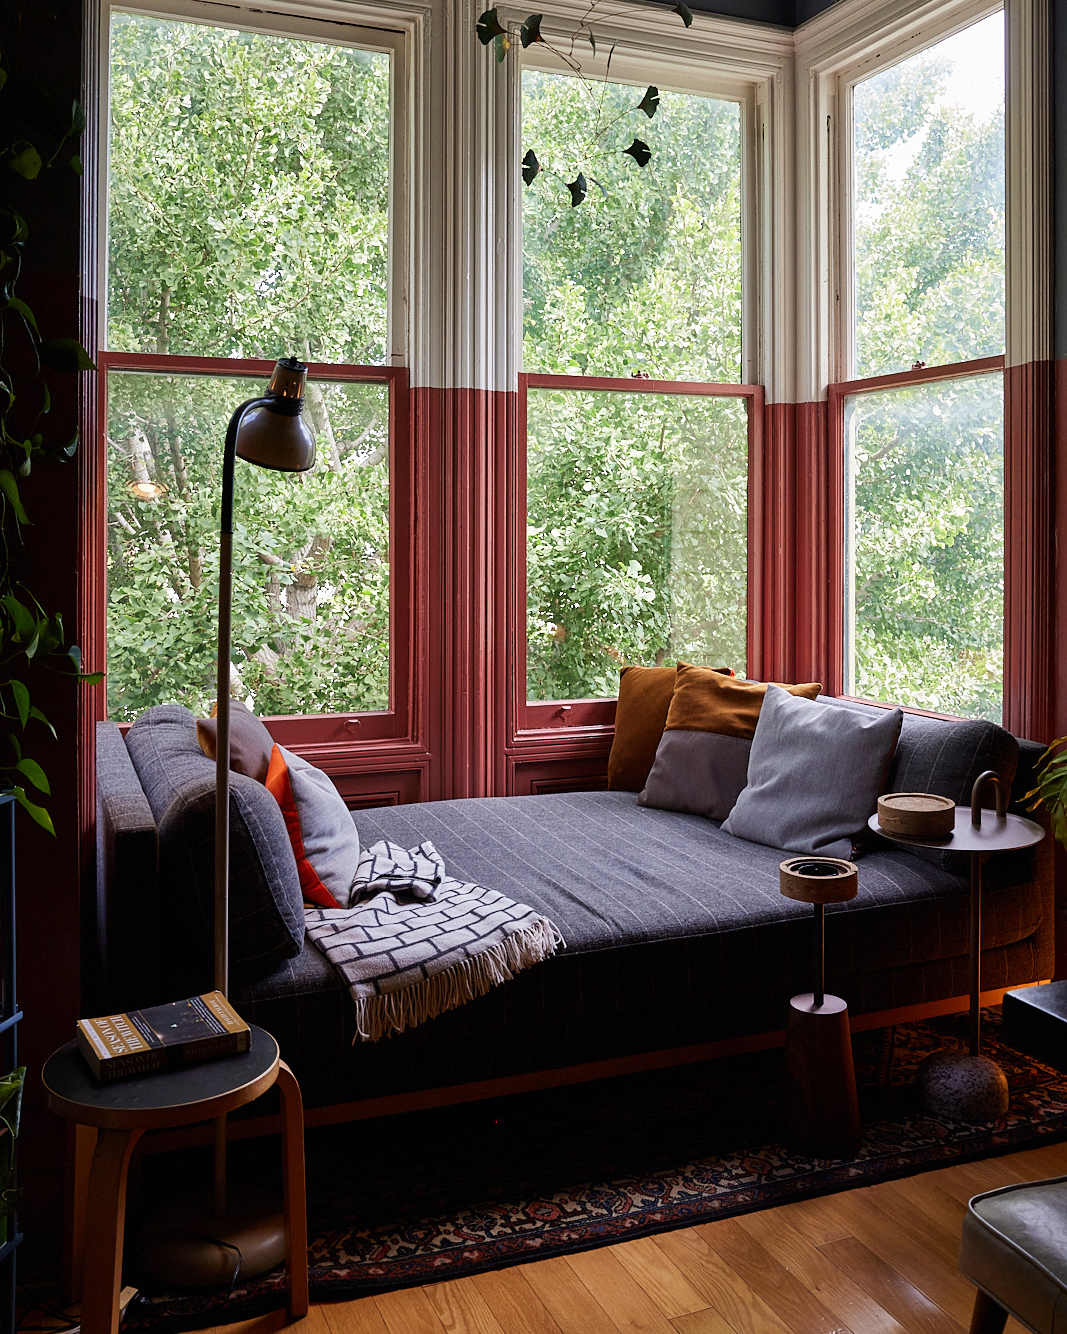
top-left (779, 856), bottom-right (858, 904)
top-left (877, 792), bottom-right (956, 839)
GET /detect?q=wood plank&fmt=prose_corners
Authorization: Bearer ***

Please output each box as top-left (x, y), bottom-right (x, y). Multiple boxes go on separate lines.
top-left (470, 1268), bottom-right (565, 1334)
top-left (374, 1286), bottom-right (450, 1334)
top-left (738, 1207), bottom-right (911, 1334)
top-left (917, 1157), bottom-right (1028, 1206)
top-left (854, 1180), bottom-right (959, 1267)
top-left (322, 1297), bottom-right (392, 1334)
top-left (608, 1236), bottom-right (710, 1320)
top-left (693, 1217), bottom-right (851, 1334)
top-left (877, 1174), bottom-right (966, 1249)
top-left (652, 1224), bottom-right (796, 1334)
top-left (521, 1254), bottom-right (627, 1334)
top-left (769, 1194), bottom-right (855, 1245)
top-left (564, 1244), bottom-right (683, 1333)
top-left (670, 1307), bottom-right (742, 1334)
top-left (819, 1237), bottom-right (965, 1334)
top-left (424, 1277), bottom-right (509, 1334)
top-left (820, 1187), bottom-right (976, 1325)
top-left (1002, 1139), bottom-right (1067, 1180)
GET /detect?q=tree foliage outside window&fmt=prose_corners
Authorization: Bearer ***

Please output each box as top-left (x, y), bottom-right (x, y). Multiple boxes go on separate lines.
top-left (523, 71), bottom-right (746, 702)
top-left (104, 15), bottom-right (392, 720)
top-left (847, 14), bottom-right (1005, 722)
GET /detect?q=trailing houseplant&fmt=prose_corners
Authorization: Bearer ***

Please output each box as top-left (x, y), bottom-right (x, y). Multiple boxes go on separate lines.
top-left (0, 40), bottom-right (101, 835)
top-left (1025, 738), bottom-right (1067, 848)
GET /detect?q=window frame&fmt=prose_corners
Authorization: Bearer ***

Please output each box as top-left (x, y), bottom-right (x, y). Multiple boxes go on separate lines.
top-left (509, 36), bottom-right (780, 742)
top-left (98, 0), bottom-right (417, 745)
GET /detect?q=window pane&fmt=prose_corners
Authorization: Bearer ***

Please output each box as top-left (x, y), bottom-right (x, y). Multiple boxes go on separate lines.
top-left (844, 373), bottom-right (1003, 721)
top-left (106, 373), bottom-right (390, 721)
top-left (521, 71), bottom-right (742, 381)
top-left (852, 13), bottom-right (1004, 378)
top-left (527, 389), bottom-right (748, 702)
top-left (107, 14), bottom-right (390, 363)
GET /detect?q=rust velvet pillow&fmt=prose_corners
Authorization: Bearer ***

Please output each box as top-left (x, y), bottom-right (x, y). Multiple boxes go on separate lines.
top-left (664, 662), bottom-right (822, 739)
top-left (196, 698), bottom-right (275, 785)
top-left (607, 663), bottom-right (733, 793)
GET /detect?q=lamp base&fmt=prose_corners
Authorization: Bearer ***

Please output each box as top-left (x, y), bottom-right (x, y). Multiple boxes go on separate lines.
top-left (917, 1050), bottom-right (1009, 1124)
top-left (134, 1184), bottom-right (285, 1287)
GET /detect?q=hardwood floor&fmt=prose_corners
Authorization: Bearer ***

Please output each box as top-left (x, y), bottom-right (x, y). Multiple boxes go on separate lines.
top-left (198, 1138), bottom-right (1067, 1334)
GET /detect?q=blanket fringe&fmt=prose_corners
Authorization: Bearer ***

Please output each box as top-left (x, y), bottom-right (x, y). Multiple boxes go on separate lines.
top-left (351, 916), bottom-right (564, 1043)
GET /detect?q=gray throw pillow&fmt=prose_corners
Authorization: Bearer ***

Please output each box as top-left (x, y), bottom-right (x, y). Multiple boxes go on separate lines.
top-left (279, 746), bottom-right (362, 907)
top-left (639, 731), bottom-right (752, 821)
top-left (722, 685), bottom-right (903, 858)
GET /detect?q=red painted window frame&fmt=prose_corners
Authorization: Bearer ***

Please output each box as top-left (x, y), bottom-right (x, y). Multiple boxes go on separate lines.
top-left (826, 353), bottom-right (1006, 707)
top-left (509, 371), bottom-right (765, 742)
top-left (97, 351), bottom-right (415, 747)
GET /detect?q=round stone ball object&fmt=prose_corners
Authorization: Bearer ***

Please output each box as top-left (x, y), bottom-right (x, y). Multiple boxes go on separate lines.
top-left (917, 1050), bottom-right (1009, 1123)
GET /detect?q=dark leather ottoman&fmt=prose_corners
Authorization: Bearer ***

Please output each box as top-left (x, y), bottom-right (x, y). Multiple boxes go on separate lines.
top-left (1003, 981), bottom-right (1067, 1072)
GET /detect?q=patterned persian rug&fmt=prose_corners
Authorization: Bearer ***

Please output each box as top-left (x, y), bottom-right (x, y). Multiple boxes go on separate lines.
top-left (124, 1009), bottom-right (1067, 1332)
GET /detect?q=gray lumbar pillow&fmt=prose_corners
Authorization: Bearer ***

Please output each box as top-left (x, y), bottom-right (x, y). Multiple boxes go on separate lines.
top-left (639, 730), bottom-right (752, 821)
top-left (722, 685), bottom-right (903, 858)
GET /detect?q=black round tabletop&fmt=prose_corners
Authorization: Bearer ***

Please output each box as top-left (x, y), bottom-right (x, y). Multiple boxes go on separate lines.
top-left (867, 806), bottom-right (1044, 854)
top-left (43, 1024), bottom-right (279, 1129)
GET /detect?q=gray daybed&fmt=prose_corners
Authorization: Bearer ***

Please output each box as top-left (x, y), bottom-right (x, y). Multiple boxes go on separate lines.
top-left (94, 699), bottom-right (1053, 1114)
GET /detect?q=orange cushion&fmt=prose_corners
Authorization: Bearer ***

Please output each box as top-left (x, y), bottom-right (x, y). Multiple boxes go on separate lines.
top-left (265, 745), bottom-right (342, 908)
top-left (607, 664), bottom-right (733, 792)
top-left (665, 662), bottom-right (822, 739)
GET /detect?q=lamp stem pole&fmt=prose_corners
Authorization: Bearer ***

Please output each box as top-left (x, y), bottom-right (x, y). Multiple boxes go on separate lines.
top-left (213, 397), bottom-right (270, 1220)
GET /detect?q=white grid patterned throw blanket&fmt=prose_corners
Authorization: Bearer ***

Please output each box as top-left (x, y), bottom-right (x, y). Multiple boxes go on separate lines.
top-left (304, 840), bottom-right (564, 1042)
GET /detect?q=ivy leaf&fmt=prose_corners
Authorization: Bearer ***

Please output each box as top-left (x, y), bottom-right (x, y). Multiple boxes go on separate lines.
top-left (69, 154), bottom-right (82, 177)
top-left (637, 86), bottom-right (660, 118)
top-left (5, 297), bottom-right (38, 332)
top-left (0, 471), bottom-right (28, 524)
top-left (494, 33), bottom-right (510, 61)
top-left (70, 100), bottom-right (86, 136)
top-left (589, 31), bottom-right (596, 56)
top-left (2, 596), bottom-right (35, 643)
top-left (522, 150), bottom-right (540, 185)
top-left (566, 172), bottom-right (587, 207)
top-left (39, 338), bottom-right (96, 372)
top-left (623, 138), bottom-right (652, 167)
top-left (67, 643), bottom-right (82, 672)
top-left (476, 8), bottom-right (507, 44)
top-left (520, 14), bottom-right (544, 47)
top-left (78, 671), bottom-right (105, 685)
top-left (13, 787), bottom-right (54, 836)
top-left (673, 2), bottom-right (694, 26)
top-left (55, 431), bottom-right (78, 462)
top-left (40, 382), bottom-right (50, 414)
top-left (29, 706), bottom-right (56, 739)
top-left (15, 758), bottom-right (48, 795)
top-left (10, 681), bottom-right (29, 729)
top-left (8, 146), bottom-right (41, 180)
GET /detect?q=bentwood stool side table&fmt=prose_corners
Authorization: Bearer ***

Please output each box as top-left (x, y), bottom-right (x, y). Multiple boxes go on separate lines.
top-left (43, 1025), bottom-right (308, 1334)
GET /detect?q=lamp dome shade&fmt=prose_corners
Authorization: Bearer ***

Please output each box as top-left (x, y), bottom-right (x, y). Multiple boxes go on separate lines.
top-left (235, 358), bottom-right (316, 473)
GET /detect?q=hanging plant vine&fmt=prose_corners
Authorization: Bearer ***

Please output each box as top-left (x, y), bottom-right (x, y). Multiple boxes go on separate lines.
top-left (0, 43), bottom-right (102, 834)
top-left (477, 1), bottom-right (692, 205)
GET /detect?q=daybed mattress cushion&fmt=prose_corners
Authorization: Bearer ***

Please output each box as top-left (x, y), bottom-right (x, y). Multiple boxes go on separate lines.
top-left (236, 790), bottom-right (1044, 1098)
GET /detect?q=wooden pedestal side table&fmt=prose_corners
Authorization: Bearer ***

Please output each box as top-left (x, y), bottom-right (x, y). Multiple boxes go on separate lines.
top-left (780, 856), bottom-right (862, 1159)
top-left (42, 1025), bottom-right (308, 1334)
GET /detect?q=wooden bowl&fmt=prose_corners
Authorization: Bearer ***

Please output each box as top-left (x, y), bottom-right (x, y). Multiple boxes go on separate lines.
top-left (779, 857), bottom-right (858, 904)
top-left (877, 792), bottom-right (956, 840)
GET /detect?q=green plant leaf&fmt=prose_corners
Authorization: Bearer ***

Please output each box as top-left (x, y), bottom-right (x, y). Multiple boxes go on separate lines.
top-left (0, 1069), bottom-right (25, 1140)
top-left (0, 472), bottom-right (28, 524)
top-left (566, 172), bottom-right (587, 207)
top-left (522, 150), bottom-right (540, 185)
top-left (10, 681), bottom-right (28, 729)
top-left (673, 2), bottom-right (694, 26)
top-left (623, 138), bottom-right (652, 167)
top-left (520, 14), bottom-right (544, 47)
top-left (4, 297), bottom-right (37, 333)
top-left (39, 339), bottom-right (96, 372)
top-left (67, 643), bottom-right (82, 672)
top-left (70, 100), bottom-right (86, 136)
top-left (69, 154), bottom-right (82, 176)
top-left (8, 146), bottom-right (42, 180)
top-left (28, 706), bottom-right (56, 739)
top-left (15, 758), bottom-right (48, 794)
top-left (637, 86), bottom-right (660, 118)
top-left (40, 382), bottom-right (50, 414)
top-left (1, 596), bottom-right (35, 642)
top-left (13, 787), bottom-right (54, 836)
top-left (476, 8), bottom-right (507, 44)
top-left (78, 671), bottom-right (105, 685)
top-left (494, 33), bottom-right (510, 61)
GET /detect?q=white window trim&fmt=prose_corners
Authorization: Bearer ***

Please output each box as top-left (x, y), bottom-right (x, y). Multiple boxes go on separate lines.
top-left (793, 0), bottom-right (1050, 399)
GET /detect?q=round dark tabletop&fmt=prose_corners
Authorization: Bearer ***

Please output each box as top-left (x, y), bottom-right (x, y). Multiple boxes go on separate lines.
top-left (867, 806), bottom-right (1044, 854)
top-left (43, 1024), bottom-right (279, 1130)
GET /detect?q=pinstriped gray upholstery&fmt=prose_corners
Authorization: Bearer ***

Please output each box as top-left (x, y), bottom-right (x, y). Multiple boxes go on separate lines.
top-left (125, 706), bottom-right (304, 988)
top-left (233, 790), bottom-right (1049, 1106)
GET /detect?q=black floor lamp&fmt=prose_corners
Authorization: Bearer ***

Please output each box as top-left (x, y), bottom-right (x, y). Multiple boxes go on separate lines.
top-left (138, 358), bottom-right (316, 1286)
